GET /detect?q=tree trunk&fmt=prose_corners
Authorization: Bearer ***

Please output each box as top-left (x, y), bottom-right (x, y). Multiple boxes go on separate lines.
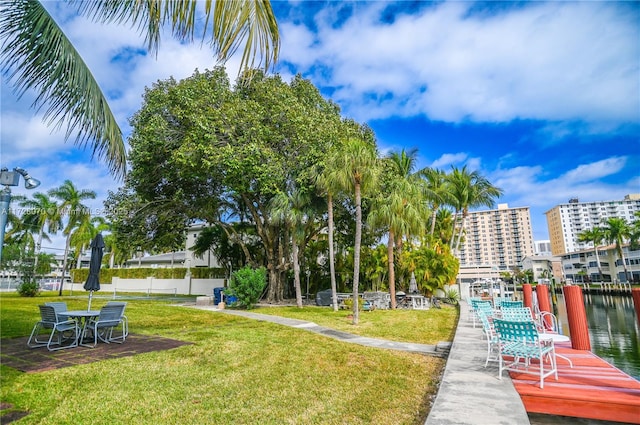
top-left (352, 183), bottom-right (362, 325)
top-left (58, 234), bottom-right (71, 296)
top-left (388, 229), bottom-right (397, 309)
top-left (594, 245), bottom-right (604, 281)
top-left (33, 228), bottom-right (43, 271)
top-left (328, 194), bottom-right (339, 311)
top-left (293, 240), bottom-right (303, 307)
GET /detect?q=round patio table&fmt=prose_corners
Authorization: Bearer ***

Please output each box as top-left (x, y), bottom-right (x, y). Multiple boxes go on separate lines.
top-left (539, 332), bottom-right (573, 367)
top-left (58, 310), bottom-right (100, 347)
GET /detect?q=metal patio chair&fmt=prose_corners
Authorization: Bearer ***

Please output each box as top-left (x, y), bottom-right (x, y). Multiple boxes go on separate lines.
top-left (86, 302), bottom-right (128, 347)
top-left (27, 304), bottom-right (79, 351)
top-left (44, 301), bottom-right (68, 314)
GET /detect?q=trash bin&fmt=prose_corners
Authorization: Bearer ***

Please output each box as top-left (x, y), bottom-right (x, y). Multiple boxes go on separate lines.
top-left (213, 287), bottom-right (224, 305)
top-left (226, 295), bottom-right (238, 306)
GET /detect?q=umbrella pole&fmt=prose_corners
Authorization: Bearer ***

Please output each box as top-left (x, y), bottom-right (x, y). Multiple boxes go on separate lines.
top-left (88, 291), bottom-right (93, 311)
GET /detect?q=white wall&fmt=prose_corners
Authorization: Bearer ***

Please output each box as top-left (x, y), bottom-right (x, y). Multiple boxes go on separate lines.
top-left (69, 276), bottom-right (225, 296)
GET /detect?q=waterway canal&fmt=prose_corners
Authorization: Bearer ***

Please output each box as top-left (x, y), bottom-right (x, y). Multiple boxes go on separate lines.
top-left (555, 293), bottom-right (640, 380)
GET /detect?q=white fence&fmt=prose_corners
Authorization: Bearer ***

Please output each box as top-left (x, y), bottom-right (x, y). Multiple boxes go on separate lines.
top-left (68, 276), bottom-right (225, 296)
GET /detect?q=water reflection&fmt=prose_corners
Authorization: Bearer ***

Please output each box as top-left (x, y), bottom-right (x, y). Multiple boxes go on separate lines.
top-left (555, 294), bottom-right (640, 380)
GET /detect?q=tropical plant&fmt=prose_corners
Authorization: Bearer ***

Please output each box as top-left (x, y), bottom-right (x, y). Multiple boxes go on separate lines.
top-left (418, 167), bottom-right (453, 241)
top-left (18, 192), bottom-right (62, 272)
top-left (446, 166), bottom-right (503, 254)
top-left (17, 280), bottom-right (39, 297)
top-left (329, 138), bottom-right (379, 324)
top-left (443, 287), bottom-right (460, 305)
top-left (49, 180), bottom-right (96, 295)
top-left (0, 0), bottom-right (280, 177)
top-left (227, 265), bottom-right (267, 310)
top-left (601, 217), bottom-right (632, 282)
top-left (270, 188), bottom-right (313, 308)
top-left (369, 148), bottom-right (425, 309)
top-left (577, 227), bottom-right (605, 281)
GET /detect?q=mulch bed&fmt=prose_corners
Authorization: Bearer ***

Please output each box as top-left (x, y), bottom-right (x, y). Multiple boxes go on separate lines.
top-left (0, 334), bottom-right (192, 373)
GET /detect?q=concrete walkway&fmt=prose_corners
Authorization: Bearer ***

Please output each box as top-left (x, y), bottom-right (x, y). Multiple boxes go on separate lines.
top-left (188, 302), bottom-right (530, 425)
top-left (425, 300), bottom-right (530, 425)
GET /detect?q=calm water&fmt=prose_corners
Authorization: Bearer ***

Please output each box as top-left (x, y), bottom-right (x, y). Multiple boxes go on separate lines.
top-left (554, 293), bottom-right (640, 381)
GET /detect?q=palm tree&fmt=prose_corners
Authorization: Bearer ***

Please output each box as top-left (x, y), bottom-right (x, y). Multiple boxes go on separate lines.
top-left (18, 192), bottom-right (62, 271)
top-left (270, 188), bottom-right (312, 308)
top-left (418, 167), bottom-right (453, 241)
top-left (369, 149), bottom-right (425, 309)
top-left (446, 166), bottom-right (503, 254)
top-left (70, 216), bottom-right (109, 270)
top-left (0, 0), bottom-right (280, 178)
top-left (316, 155), bottom-right (343, 312)
top-left (49, 180), bottom-right (96, 295)
top-left (601, 217), bottom-right (632, 282)
top-left (577, 227), bottom-right (605, 282)
top-left (330, 138), bottom-right (379, 324)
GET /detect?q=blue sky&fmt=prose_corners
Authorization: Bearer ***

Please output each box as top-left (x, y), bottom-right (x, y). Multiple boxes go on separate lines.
top-left (1, 1), bottom-right (639, 253)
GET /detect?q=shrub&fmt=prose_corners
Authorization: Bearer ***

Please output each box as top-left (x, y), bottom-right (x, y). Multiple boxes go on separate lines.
top-left (443, 287), bottom-right (460, 305)
top-left (226, 266), bottom-right (267, 309)
top-left (343, 296), bottom-right (366, 311)
top-left (17, 281), bottom-right (40, 297)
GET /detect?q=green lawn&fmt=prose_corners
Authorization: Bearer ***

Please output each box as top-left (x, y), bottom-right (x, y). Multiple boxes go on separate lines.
top-left (1, 293), bottom-right (458, 425)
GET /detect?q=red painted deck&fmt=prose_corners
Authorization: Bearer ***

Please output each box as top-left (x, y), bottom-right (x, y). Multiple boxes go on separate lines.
top-left (508, 342), bottom-right (640, 424)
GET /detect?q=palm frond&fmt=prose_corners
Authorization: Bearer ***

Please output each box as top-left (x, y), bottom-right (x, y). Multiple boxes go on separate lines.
top-left (0, 0), bottom-right (126, 178)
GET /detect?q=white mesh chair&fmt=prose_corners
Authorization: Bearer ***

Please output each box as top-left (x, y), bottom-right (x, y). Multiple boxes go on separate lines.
top-left (86, 302), bottom-right (128, 347)
top-left (501, 307), bottom-right (534, 322)
top-left (494, 319), bottom-right (558, 389)
top-left (27, 305), bottom-right (78, 351)
top-left (477, 309), bottom-right (500, 367)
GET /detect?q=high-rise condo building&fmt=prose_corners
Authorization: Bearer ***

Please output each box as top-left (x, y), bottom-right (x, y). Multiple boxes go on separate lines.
top-left (457, 203), bottom-right (535, 272)
top-left (545, 194), bottom-right (640, 256)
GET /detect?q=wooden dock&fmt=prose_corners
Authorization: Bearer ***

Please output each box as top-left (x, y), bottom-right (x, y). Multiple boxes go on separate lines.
top-left (508, 342), bottom-right (640, 424)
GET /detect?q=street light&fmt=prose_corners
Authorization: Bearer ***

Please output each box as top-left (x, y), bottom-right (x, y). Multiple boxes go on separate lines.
top-left (0, 167), bottom-right (41, 261)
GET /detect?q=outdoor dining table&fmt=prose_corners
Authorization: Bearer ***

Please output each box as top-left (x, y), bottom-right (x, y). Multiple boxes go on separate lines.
top-left (406, 294), bottom-right (429, 310)
top-left (539, 332), bottom-right (574, 368)
top-left (58, 310), bottom-right (100, 347)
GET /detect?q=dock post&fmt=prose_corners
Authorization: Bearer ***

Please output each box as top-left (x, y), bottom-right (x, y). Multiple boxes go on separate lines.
top-left (632, 288), bottom-right (640, 325)
top-left (564, 285), bottom-right (591, 350)
top-left (522, 284), bottom-right (533, 310)
top-left (536, 284), bottom-right (553, 329)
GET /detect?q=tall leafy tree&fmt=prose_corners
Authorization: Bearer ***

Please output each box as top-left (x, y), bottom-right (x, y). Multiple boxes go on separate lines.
top-left (577, 227), bottom-right (605, 281)
top-left (270, 188), bottom-right (314, 308)
top-left (18, 192), bottom-right (62, 271)
top-left (601, 217), bottom-right (632, 282)
top-left (119, 68), bottom-right (347, 302)
top-left (330, 138), bottom-right (379, 325)
top-left (49, 180), bottom-right (96, 295)
top-left (369, 148), bottom-right (425, 309)
top-left (0, 0), bottom-right (280, 177)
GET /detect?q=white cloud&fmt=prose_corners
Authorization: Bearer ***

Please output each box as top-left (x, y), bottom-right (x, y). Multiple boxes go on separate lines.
top-left (281, 2), bottom-right (639, 128)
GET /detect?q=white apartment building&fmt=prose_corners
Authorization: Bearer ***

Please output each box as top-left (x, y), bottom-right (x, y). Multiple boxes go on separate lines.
top-left (559, 244), bottom-right (640, 283)
top-left (457, 203), bottom-right (535, 273)
top-left (534, 240), bottom-right (552, 256)
top-left (545, 194), bottom-right (640, 256)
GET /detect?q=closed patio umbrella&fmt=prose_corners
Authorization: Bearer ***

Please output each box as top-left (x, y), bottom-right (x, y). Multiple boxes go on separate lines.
top-left (409, 272), bottom-right (418, 293)
top-left (84, 233), bottom-right (104, 311)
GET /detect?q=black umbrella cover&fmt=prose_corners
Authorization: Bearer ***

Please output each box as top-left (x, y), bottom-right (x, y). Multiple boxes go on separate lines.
top-left (84, 233), bottom-right (104, 292)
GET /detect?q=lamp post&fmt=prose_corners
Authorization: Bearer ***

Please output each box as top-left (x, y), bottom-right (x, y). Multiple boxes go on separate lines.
top-left (0, 167), bottom-right (41, 262)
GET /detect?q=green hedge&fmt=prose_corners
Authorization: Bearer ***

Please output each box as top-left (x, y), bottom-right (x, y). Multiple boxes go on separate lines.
top-left (71, 267), bottom-right (226, 283)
